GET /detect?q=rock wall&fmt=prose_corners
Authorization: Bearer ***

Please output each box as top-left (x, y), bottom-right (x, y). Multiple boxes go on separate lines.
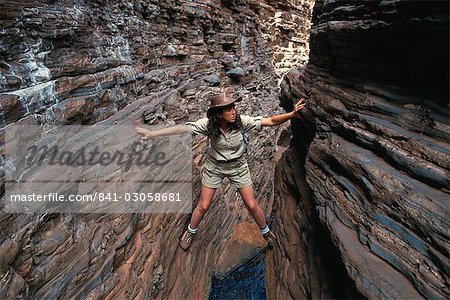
top-left (0, 0), bottom-right (315, 299)
top-left (0, 0), bottom-right (313, 127)
top-left (278, 1), bottom-right (449, 299)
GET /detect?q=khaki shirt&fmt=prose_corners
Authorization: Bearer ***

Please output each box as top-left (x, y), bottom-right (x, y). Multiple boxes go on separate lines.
top-left (185, 115), bottom-right (263, 161)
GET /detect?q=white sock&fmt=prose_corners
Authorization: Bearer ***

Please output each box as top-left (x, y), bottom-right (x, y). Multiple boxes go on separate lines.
top-left (188, 224), bottom-right (197, 234)
top-left (261, 225), bottom-right (270, 235)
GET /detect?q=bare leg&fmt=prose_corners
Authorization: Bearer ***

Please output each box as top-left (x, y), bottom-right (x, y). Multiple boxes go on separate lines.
top-left (189, 185), bottom-right (217, 229)
top-left (238, 185), bottom-right (267, 229)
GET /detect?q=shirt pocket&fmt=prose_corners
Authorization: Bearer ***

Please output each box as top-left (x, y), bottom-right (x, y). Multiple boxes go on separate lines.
top-left (231, 133), bottom-right (244, 149)
top-left (212, 136), bottom-right (228, 151)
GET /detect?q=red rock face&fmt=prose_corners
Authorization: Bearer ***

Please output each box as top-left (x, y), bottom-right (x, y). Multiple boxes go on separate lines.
top-left (0, 0), bottom-right (315, 299)
top-left (279, 1), bottom-right (449, 299)
top-left (0, 0), bottom-right (313, 126)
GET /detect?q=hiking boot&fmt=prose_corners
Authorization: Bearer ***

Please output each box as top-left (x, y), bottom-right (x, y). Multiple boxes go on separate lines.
top-left (179, 230), bottom-right (196, 250)
top-left (263, 231), bottom-right (276, 248)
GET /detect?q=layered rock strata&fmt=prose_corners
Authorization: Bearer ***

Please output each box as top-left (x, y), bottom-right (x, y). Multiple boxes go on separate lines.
top-left (0, 0), bottom-right (314, 299)
top-left (277, 1), bottom-right (449, 299)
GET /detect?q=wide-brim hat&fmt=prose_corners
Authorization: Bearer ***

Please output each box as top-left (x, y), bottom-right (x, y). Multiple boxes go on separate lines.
top-left (207, 91), bottom-right (242, 117)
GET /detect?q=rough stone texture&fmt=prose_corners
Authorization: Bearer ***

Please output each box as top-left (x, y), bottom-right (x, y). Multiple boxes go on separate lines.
top-left (0, 0), bottom-right (314, 299)
top-left (214, 222), bottom-right (267, 280)
top-left (267, 144), bottom-right (364, 299)
top-left (0, 0), bottom-right (313, 127)
top-left (278, 1), bottom-right (449, 299)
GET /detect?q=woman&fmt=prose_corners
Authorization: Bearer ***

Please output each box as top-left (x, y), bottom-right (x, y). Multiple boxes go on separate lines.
top-left (136, 91), bottom-right (305, 250)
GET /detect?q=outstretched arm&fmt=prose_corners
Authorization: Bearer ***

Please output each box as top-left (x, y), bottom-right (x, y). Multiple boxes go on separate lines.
top-left (261, 98), bottom-right (306, 127)
top-left (135, 124), bottom-right (189, 138)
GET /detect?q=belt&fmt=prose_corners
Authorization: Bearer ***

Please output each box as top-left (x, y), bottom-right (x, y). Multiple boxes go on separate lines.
top-left (209, 156), bottom-right (243, 164)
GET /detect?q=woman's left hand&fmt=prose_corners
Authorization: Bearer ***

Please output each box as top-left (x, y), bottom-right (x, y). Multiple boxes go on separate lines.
top-left (293, 98), bottom-right (306, 117)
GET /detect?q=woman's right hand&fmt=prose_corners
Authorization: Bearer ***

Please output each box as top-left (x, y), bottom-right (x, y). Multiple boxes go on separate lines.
top-left (135, 126), bottom-right (156, 139)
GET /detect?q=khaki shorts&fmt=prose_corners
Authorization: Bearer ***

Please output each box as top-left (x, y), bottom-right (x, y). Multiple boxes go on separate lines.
top-left (201, 157), bottom-right (252, 189)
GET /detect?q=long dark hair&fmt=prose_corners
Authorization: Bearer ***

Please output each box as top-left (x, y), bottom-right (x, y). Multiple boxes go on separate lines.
top-left (207, 107), bottom-right (243, 137)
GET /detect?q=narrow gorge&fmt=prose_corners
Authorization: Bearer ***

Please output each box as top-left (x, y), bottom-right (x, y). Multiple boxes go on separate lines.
top-left (0, 1), bottom-right (448, 299)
